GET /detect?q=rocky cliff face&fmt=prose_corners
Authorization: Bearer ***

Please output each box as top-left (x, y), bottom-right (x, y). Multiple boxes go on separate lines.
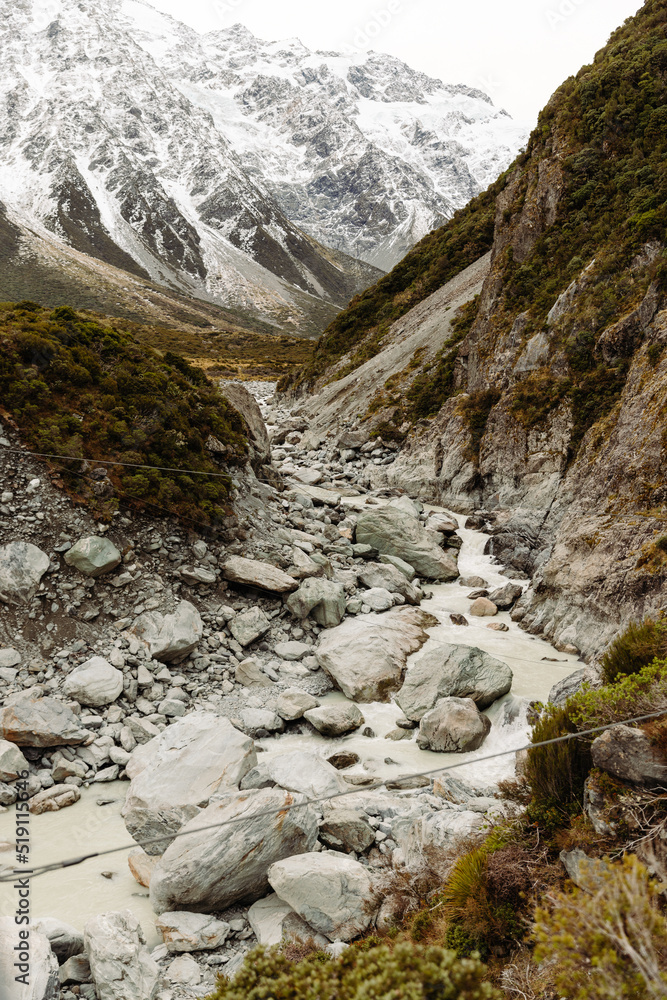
top-left (291, 0), bottom-right (667, 656)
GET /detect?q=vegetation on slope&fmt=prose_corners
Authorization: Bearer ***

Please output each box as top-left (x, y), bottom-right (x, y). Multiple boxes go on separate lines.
top-left (0, 301), bottom-right (248, 525)
top-left (282, 177), bottom-right (505, 389)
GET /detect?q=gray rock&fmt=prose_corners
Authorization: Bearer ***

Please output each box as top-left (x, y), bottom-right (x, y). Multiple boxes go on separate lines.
top-left (0, 647), bottom-right (21, 668)
top-left (362, 587), bottom-right (394, 612)
top-left (29, 784), bottom-right (81, 814)
top-left (0, 738), bottom-right (29, 781)
top-left (235, 657), bottom-right (274, 687)
top-left (304, 703), bottom-right (365, 737)
top-left (358, 563), bottom-right (420, 603)
top-left (397, 644), bottom-right (512, 720)
top-left (229, 607), bottom-right (271, 646)
top-left (122, 713), bottom-right (256, 853)
top-left (155, 912), bottom-right (230, 953)
top-left (315, 607), bottom-right (435, 702)
top-left (62, 657), bottom-right (124, 707)
top-left (417, 697), bottom-right (491, 753)
top-left (241, 750), bottom-right (345, 799)
top-left (247, 893), bottom-right (295, 946)
top-left (591, 725), bottom-right (667, 788)
top-left (286, 578), bottom-right (346, 628)
top-left (219, 381), bottom-right (271, 466)
top-left (59, 954), bottom-right (91, 985)
top-left (560, 849), bottom-right (612, 892)
top-left (487, 583), bottom-right (523, 609)
top-left (0, 916), bottom-right (58, 999)
top-left (0, 695), bottom-right (88, 747)
top-left (84, 910), bottom-right (159, 1000)
top-left (149, 788), bottom-right (318, 914)
top-left (221, 556), bottom-right (298, 594)
top-left (240, 707), bottom-right (284, 735)
top-left (166, 953), bottom-right (200, 985)
top-left (379, 554), bottom-right (416, 580)
top-left (64, 537), bottom-right (122, 578)
top-left (399, 809), bottom-right (485, 865)
top-left (274, 641), bottom-right (311, 660)
top-left (319, 804), bottom-right (376, 853)
top-left (131, 601), bottom-right (203, 663)
top-left (355, 508), bottom-right (457, 580)
top-left (276, 689), bottom-right (320, 721)
top-left (34, 917), bottom-right (84, 963)
top-left (0, 541), bottom-right (50, 604)
top-left (548, 667), bottom-right (602, 707)
top-left (268, 852), bottom-right (374, 942)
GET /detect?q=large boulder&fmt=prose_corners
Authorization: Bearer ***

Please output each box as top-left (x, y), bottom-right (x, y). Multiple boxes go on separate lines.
top-left (397, 644), bottom-right (512, 721)
top-left (122, 713), bottom-right (256, 852)
top-left (0, 541), bottom-right (50, 604)
top-left (487, 582), bottom-right (523, 609)
top-left (357, 563), bottom-right (420, 604)
top-left (316, 607), bottom-right (436, 702)
top-left (0, 916), bottom-right (58, 1000)
top-left (0, 738), bottom-right (29, 780)
top-left (319, 803), bottom-right (376, 854)
top-left (62, 657), bottom-right (123, 707)
top-left (0, 694), bottom-right (88, 747)
top-left (84, 910), bottom-right (159, 1000)
top-left (304, 703), bottom-right (365, 737)
top-left (591, 725), bottom-right (667, 788)
top-left (64, 537), bottom-right (121, 578)
top-left (240, 750), bottom-right (345, 799)
top-left (221, 556), bottom-right (298, 594)
top-left (548, 667), bottom-right (603, 707)
top-left (355, 508), bottom-right (457, 580)
top-left (33, 917), bottom-right (84, 963)
top-left (130, 601), bottom-right (203, 663)
top-left (149, 788), bottom-right (318, 914)
top-left (286, 578), bottom-right (346, 628)
top-left (268, 852), bottom-right (374, 942)
top-left (218, 381), bottom-right (271, 466)
top-left (417, 697), bottom-right (491, 753)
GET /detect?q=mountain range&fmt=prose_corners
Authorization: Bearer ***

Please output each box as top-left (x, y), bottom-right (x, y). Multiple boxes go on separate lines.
top-left (0, 0), bottom-right (527, 335)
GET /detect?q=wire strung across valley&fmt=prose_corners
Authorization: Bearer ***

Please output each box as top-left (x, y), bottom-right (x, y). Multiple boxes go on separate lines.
top-left (1, 708), bottom-right (666, 885)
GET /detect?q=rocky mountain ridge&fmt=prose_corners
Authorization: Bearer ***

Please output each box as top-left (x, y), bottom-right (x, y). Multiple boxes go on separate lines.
top-left (285, 0), bottom-right (667, 656)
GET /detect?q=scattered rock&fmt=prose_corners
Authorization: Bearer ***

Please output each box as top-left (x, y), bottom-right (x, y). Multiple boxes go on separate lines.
top-left (319, 804), bottom-right (376, 853)
top-left (591, 725), bottom-right (667, 788)
top-left (560, 848), bottom-right (613, 892)
top-left (397, 644), bottom-right (512, 720)
top-left (417, 698), bottom-right (492, 753)
top-left (304, 703), bottom-right (365, 736)
top-left (327, 750), bottom-right (360, 770)
top-left (131, 601), bottom-right (203, 663)
top-left (276, 688), bottom-right (319, 721)
top-left (127, 848), bottom-right (157, 888)
top-left (229, 607), bottom-right (271, 646)
top-left (247, 893), bottom-right (295, 947)
top-left (34, 917), bottom-right (84, 963)
top-left (0, 540), bottom-right (50, 605)
top-left (0, 738), bottom-right (29, 781)
top-left (29, 783), bottom-right (81, 814)
top-left (488, 583), bottom-right (523, 609)
top-left (0, 648), bottom-right (21, 668)
top-left (356, 507), bottom-right (457, 580)
top-left (378, 554), bottom-right (416, 580)
top-left (268, 852), bottom-right (375, 942)
top-left (64, 537), bottom-right (122, 578)
top-left (274, 641), bottom-right (312, 660)
top-left (84, 910), bottom-right (159, 1000)
top-left (155, 911), bottom-right (230, 953)
top-left (59, 954), bottom-right (92, 986)
top-left (149, 788), bottom-right (318, 914)
top-left (450, 614), bottom-right (468, 626)
top-left (122, 713), bottom-right (256, 852)
top-left (235, 657), bottom-right (274, 687)
top-left (0, 695), bottom-right (87, 747)
top-left (361, 587), bottom-right (394, 612)
top-left (221, 555), bottom-right (298, 594)
top-left (486, 622), bottom-right (509, 631)
top-left (286, 578), bottom-right (346, 628)
top-left (315, 607), bottom-right (435, 702)
top-left (62, 657), bottom-right (124, 707)
top-left (357, 563), bottom-right (420, 604)
top-left (166, 953), bottom-right (201, 985)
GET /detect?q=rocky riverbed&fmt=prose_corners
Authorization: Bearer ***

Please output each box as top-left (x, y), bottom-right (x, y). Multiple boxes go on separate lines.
top-left (0, 382), bottom-right (590, 999)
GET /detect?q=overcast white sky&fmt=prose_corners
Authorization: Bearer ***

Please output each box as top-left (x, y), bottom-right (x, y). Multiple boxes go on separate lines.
top-left (148, 0), bottom-right (644, 123)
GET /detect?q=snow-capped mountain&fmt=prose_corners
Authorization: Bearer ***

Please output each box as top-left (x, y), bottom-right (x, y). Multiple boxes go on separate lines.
top-left (0, 0), bottom-right (527, 333)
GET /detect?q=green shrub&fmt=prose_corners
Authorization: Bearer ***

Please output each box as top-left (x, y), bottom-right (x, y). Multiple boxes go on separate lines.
top-left (207, 941), bottom-right (499, 1000)
top-left (600, 616), bottom-right (667, 683)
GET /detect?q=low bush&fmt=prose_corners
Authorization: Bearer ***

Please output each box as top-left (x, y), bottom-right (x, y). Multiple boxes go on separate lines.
top-left (600, 616), bottom-right (667, 683)
top-left (207, 941), bottom-right (499, 1000)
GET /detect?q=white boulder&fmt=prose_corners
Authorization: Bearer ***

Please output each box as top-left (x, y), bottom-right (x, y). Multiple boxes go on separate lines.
top-left (84, 910), bottom-right (159, 1000)
top-left (64, 537), bottom-right (122, 577)
top-left (130, 601), bottom-right (203, 663)
top-left (62, 657), bottom-right (124, 707)
top-left (0, 541), bottom-right (50, 605)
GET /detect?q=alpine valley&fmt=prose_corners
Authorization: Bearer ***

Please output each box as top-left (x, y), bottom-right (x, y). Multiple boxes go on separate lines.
top-left (0, 0), bottom-right (526, 335)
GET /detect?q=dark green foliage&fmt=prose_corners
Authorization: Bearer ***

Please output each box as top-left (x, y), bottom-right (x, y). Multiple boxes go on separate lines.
top-left (0, 302), bottom-right (247, 524)
top-left (287, 178), bottom-right (506, 388)
top-left (461, 390), bottom-right (502, 460)
top-left (511, 374), bottom-right (571, 429)
top-left (600, 616), bottom-right (667, 683)
top-left (405, 296), bottom-right (479, 420)
top-left (207, 941), bottom-right (499, 1000)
